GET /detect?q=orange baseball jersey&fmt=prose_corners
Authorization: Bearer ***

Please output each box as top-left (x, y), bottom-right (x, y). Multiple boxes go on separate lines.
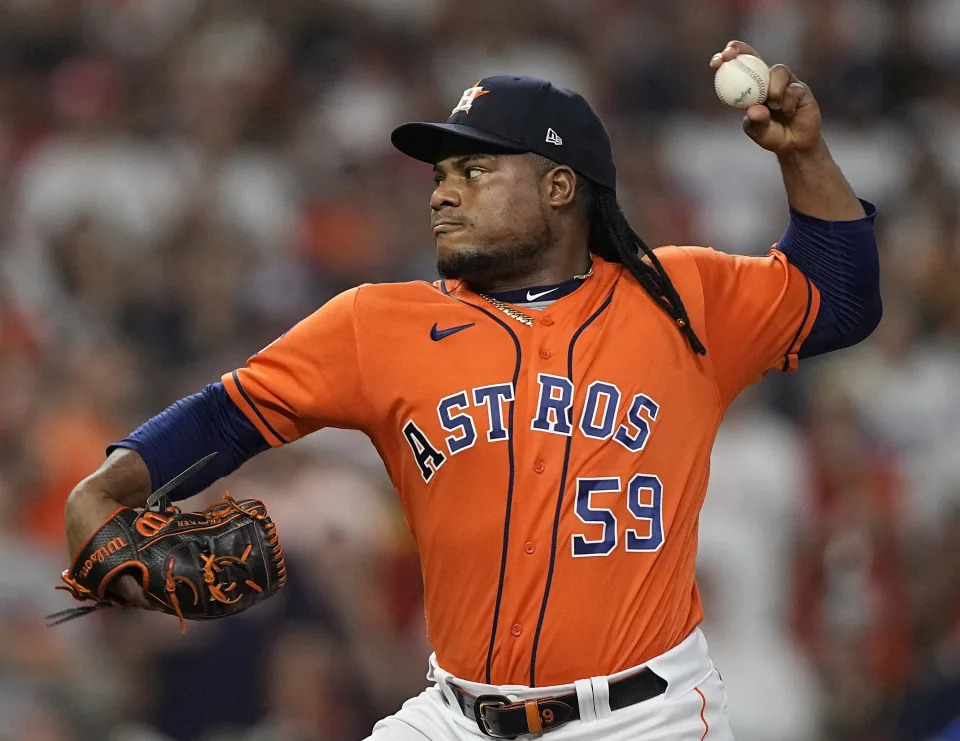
top-left (222, 248), bottom-right (819, 687)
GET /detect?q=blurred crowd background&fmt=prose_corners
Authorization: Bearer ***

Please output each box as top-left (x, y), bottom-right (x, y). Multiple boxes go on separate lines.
top-left (1, 0), bottom-right (959, 739)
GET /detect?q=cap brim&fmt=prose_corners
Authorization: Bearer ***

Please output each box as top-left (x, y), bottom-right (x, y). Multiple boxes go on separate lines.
top-left (391, 122), bottom-right (527, 164)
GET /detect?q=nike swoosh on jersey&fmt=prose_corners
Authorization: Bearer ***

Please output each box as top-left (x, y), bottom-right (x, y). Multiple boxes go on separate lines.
top-left (526, 287), bottom-right (559, 301)
top-left (430, 322), bottom-right (475, 341)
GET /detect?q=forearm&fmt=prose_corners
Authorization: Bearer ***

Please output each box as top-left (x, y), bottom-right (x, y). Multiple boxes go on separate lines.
top-left (69, 449), bottom-right (152, 508)
top-left (65, 449), bottom-right (153, 557)
top-left (777, 138), bottom-right (866, 221)
top-left (70, 448), bottom-right (150, 507)
top-left (64, 383), bottom-right (268, 558)
top-left (63, 448), bottom-right (156, 602)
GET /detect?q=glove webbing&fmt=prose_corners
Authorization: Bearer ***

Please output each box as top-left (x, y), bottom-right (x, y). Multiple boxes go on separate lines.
top-left (46, 602), bottom-right (113, 627)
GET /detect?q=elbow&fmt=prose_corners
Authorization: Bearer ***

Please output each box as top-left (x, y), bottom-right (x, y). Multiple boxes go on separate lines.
top-left (64, 471), bottom-right (120, 528)
top-left (865, 292), bottom-right (883, 338)
top-left (66, 465), bottom-right (112, 509)
top-left (845, 290), bottom-right (883, 347)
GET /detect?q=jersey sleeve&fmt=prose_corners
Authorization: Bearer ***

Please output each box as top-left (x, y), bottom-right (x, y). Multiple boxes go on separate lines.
top-left (683, 246), bottom-right (820, 408)
top-left (221, 287), bottom-right (370, 446)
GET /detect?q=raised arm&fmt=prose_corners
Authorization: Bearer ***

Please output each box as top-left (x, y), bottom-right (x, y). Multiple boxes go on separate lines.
top-left (708, 41), bottom-right (881, 361)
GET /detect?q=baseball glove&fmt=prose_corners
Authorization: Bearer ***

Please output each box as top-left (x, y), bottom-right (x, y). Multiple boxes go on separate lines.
top-left (47, 454), bottom-right (286, 632)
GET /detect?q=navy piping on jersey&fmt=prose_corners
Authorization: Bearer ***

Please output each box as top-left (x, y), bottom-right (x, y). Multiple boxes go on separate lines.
top-left (445, 294), bottom-right (523, 684)
top-left (528, 287), bottom-right (615, 686)
top-left (782, 275), bottom-right (813, 372)
top-left (232, 370), bottom-right (288, 445)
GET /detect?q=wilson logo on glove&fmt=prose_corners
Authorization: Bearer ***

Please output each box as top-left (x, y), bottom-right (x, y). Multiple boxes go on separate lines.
top-left (136, 511), bottom-right (173, 537)
top-left (77, 537), bottom-right (129, 579)
top-left (47, 454), bottom-right (286, 633)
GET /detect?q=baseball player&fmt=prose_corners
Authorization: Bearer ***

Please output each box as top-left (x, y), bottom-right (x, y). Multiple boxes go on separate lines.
top-left (64, 42), bottom-right (880, 739)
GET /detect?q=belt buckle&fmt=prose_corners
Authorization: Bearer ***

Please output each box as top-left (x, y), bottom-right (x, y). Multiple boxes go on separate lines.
top-left (474, 694), bottom-right (514, 739)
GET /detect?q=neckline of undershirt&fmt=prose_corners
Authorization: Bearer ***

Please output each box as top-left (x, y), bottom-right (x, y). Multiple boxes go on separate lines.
top-left (485, 276), bottom-right (586, 310)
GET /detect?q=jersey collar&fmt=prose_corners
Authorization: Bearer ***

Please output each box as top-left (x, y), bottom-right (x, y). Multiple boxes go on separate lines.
top-left (441, 255), bottom-right (622, 322)
top-left (485, 276), bottom-right (585, 305)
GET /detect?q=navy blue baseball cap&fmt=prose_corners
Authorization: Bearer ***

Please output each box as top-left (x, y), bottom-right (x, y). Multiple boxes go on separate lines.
top-left (391, 75), bottom-right (617, 191)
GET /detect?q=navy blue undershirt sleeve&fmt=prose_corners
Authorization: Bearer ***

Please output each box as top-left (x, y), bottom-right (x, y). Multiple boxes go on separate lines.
top-left (108, 382), bottom-right (270, 501)
top-left (777, 199), bottom-right (881, 359)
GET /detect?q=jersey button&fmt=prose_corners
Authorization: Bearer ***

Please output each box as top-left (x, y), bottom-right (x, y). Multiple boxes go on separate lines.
top-left (541, 316), bottom-right (554, 326)
top-left (533, 460), bottom-right (545, 474)
top-left (511, 623), bottom-right (523, 637)
top-left (524, 541), bottom-right (536, 555)
top-left (539, 349), bottom-right (551, 360)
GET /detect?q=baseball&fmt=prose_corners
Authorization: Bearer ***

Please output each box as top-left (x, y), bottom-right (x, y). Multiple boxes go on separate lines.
top-left (714, 54), bottom-right (770, 110)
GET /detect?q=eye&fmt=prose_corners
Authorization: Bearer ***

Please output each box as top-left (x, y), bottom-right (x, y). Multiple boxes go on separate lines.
top-left (433, 175), bottom-right (444, 187)
top-left (465, 167), bottom-right (484, 179)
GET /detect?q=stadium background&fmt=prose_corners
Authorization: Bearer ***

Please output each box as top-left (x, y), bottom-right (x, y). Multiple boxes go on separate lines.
top-left (1, 0), bottom-right (959, 739)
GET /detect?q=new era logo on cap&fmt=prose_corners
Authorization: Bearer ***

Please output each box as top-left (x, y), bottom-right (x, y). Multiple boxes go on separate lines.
top-left (545, 128), bottom-right (562, 145)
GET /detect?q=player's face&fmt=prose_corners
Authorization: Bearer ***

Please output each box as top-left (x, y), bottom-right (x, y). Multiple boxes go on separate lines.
top-left (431, 140), bottom-right (551, 283)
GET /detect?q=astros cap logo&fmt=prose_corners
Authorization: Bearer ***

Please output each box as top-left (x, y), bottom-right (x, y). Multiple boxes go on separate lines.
top-left (450, 81), bottom-right (489, 115)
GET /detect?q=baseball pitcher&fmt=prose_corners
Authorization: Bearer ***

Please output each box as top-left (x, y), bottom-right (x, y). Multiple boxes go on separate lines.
top-left (60, 42), bottom-right (881, 739)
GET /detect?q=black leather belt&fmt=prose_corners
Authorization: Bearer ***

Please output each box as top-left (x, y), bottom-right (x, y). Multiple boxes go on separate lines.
top-left (448, 667), bottom-right (667, 738)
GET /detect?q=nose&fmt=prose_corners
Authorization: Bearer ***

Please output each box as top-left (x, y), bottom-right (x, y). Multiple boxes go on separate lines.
top-left (430, 179), bottom-right (461, 212)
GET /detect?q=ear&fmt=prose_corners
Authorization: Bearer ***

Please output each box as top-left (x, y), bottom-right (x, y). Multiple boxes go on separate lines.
top-left (543, 166), bottom-right (577, 209)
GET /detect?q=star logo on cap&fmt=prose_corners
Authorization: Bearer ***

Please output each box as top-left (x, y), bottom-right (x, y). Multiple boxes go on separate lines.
top-left (450, 81), bottom-right (489, 116)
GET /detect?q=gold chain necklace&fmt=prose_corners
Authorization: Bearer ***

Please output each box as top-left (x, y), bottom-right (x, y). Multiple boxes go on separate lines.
top-left (477, 256), bottom-right (594, 327)
top-left (477, 293), bottom-right (537, 326)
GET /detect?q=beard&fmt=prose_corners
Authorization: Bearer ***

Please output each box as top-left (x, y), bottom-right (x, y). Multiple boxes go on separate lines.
top-left (436, 220), bottom-right (551, 287)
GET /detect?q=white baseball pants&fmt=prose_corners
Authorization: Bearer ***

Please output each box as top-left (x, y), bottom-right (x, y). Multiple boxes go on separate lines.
top-left (365, 628), bottom-right (735, 740)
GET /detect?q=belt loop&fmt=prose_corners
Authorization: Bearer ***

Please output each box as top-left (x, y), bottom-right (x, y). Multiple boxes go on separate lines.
top-left (437, 678), bottom-right (455, 709)
top-left (524, 701), bottom-right (543, 734)
top-left (589, 675), bottom-right (611, 719)
top-left (574, 679), bottom-right (597, 724)
top-left (430, 663), bottom-right (458, 710)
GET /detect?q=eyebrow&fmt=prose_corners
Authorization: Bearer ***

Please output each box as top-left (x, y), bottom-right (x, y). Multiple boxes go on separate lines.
top-left (432, 154), bottom-right (496, 174)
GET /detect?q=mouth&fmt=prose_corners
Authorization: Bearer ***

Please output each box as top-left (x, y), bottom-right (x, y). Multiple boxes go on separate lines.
top-left (432, 221), bottom-right (465, 236)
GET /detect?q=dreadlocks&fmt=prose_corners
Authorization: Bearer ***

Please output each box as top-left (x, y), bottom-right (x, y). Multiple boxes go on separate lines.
top-left (587, 184), bottom-right (706, 355)
top-left (530, 154), bottom-right (706, 355)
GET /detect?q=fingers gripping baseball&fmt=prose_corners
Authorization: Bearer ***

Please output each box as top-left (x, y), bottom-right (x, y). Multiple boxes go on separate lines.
top-left (710, 40), bottom-right (822, 154)
top-left (766, 66), bottom-right (803, 117)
